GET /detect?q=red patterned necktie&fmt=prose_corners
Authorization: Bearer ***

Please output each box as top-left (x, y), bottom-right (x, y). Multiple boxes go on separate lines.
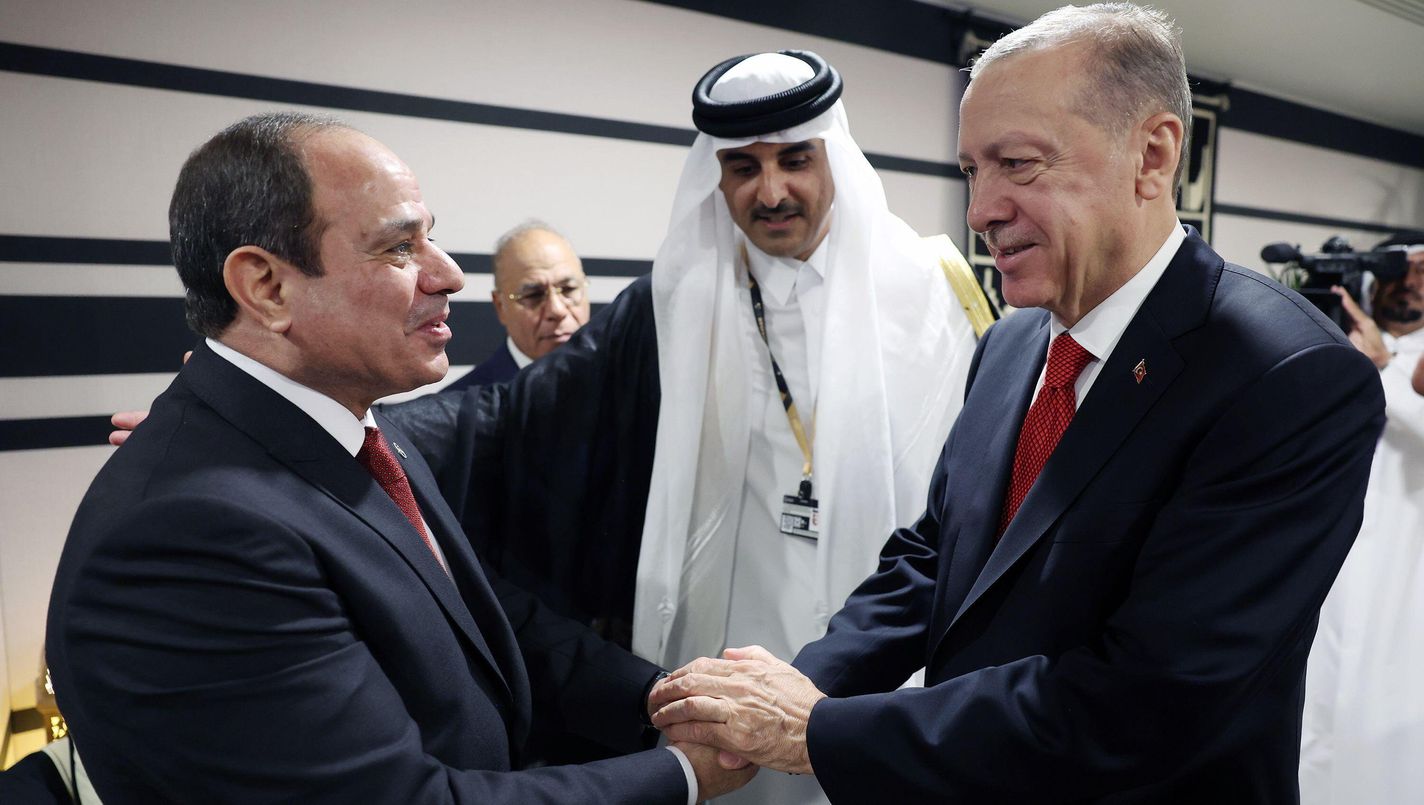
top-left (997, 333), bottom-right (1095, 537)
top-left (356, 426), bottom-right (448, 575)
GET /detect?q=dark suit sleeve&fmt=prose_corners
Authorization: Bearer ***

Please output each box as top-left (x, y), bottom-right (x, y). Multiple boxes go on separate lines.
top-left (793, 319), bottom-right (1000, 695)
top-left (378, 277), bottom-right (659, 633)
top-left (800, 342), bottom-right (1384, 802)
top-left (57, 496), bottom-right (686, 805)
top-left (793, 466), bottom-right (946, 696)
top-left (486, 568), bottom-right (665, 754)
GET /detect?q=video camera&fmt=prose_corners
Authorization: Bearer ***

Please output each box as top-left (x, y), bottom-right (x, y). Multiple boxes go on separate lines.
top-left (1260, 235), bottom-right (1408, 329)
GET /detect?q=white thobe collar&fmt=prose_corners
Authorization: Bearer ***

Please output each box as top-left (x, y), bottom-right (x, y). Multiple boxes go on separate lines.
top-left (206, 337), bottom-right (374, 456)
top-left (1384, 326), bottom-right (1424, 353)
top-left (744, 235), bottom-right (829, 305)
top-left (506, 337), bottom-right (534, 369)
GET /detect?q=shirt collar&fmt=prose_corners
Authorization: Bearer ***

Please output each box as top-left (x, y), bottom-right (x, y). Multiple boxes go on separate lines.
top-left (1386, 327), bottom-right (1424, 352)
top-left (206, 337), bottom-right (373, 457)
top-left (744, 233), bottom-right (829, 306)
top-left (506, 337), bottom-right (534, 369)
top-left (1050, 222), bottom-right (1185, 361)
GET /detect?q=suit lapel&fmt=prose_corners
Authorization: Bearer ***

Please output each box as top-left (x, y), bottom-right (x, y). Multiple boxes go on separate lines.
top-left (934, 316), bottom-right (1048, 643)
top-left (383, 414), bottom-right (529, 718)
top-left (182, 343), bottom-right (514, 709)
top-left (284, 450), bottom-right (513, 704)
top-left (943, 230), bottom-right (1220, 635)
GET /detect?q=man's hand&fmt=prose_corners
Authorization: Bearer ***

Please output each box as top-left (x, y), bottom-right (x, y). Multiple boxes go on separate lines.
top-left (1333, 286), bottom-right (1391, 368)
top-left (109, 410), bottom-right (149, 446)
top-left (650, 645), bottom-right (826, 775)
top-left (673, 740), bottom-right (757, 799)
top-left (1413, 352), bottom-right (1424, 396)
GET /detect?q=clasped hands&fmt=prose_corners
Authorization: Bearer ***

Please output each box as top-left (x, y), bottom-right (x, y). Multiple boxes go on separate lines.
top-left (650, 645), bottom-right (827, 783)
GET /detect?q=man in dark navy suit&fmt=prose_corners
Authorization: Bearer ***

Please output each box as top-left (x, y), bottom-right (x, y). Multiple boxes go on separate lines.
top-left (47, 113), bottom-right (750, 803)
top-left (445, 222), bottom-right (591, 391)
top-left (651, 5), bottom-right (1385, 802)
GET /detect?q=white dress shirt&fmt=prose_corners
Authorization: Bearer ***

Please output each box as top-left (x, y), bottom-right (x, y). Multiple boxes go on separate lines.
top-left (1037, 223), bottom-right (1185, 407)
top-left (506, 337), bottom-right (534, 370)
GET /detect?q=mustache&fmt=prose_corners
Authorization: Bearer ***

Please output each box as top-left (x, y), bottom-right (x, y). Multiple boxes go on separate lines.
top-left (752, 201), bottom-right (803, 218)
top-left (1374, 302), bottom-right (1424, 325)
top-left (409, 301), bottom-right (450, 328)
top-left (982, 227), bottom-right (1025, 253)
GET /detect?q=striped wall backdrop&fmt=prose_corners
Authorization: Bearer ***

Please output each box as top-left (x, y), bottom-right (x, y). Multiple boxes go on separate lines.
top-left (3, 0), bottom-right (1422, 762)
top-left (0, 0), bottom-right (968, 749)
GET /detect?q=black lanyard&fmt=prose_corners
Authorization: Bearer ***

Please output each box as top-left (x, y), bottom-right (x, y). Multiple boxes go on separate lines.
top-left (748, 274), bottom-right (815, 498)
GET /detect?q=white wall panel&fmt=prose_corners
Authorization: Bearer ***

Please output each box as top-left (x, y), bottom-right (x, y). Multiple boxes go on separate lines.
top-left (0, 264), bottom-right (185, 297)
top-left (0, 74), bottom-right (691, 256)
top-left (1217, 127), bottom-right (1424, 227)
top-left (883, 171), bottom-right (965, 241)
top-left (0, 0), bottom-right (958, 164)
top-left (0, 446), bottom-right (113, 712)
top-left (1212, 213), bottom-right (1385, 279)
top-left (1, 72), bottom-right (957, 257)
top-left (0, 374), bottom-right (178, 421)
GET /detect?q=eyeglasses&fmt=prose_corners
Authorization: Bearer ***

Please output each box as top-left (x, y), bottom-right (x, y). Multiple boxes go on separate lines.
top-left (505, 278), bottom-right (589, 311)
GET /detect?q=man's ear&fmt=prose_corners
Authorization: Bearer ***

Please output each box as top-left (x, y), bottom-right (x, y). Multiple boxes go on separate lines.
top-left (222, 246), bottom-right (299, 334)
top-left (1135, 112), bottom-right (1184, 202)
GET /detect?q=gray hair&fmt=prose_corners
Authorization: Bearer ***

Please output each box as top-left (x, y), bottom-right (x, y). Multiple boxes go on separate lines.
top-left (970, 3), bottom-right (1192, 187)
top-left (491, 220), bottom-right (576, 287)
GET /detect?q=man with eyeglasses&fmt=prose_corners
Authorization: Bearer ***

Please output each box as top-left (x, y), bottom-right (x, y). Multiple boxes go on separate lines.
top-left (447, 221), bottom-right (591, 390)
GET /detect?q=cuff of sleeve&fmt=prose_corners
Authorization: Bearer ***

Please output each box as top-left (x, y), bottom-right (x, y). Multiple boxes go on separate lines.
top-left (641, 670), bottom-right (670, 727)
top-left (665, 745), bottom-right (698, 805)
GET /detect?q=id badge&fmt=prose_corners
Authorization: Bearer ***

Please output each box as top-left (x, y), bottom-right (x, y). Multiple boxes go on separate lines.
top-left (780, 491), bottom-right (820, 541)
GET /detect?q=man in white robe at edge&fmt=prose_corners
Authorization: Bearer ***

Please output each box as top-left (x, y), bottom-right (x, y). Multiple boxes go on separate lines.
top-left (635, 51), bottom-right (980, 803)
top-left (1300, 236), bottom-right (1424, 804)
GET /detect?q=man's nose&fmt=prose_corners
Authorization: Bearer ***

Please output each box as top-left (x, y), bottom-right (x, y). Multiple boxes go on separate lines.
top-left (965, 175), bottom-right (1012, 235)
top-left (756, 168), bottom-right (789, 209)
top-left (421, 243), bottom-right (465, 295)
top-left (1406, 264), bottom-right (1424, 291)
top-left (543, 287), bottom-right (571, 318)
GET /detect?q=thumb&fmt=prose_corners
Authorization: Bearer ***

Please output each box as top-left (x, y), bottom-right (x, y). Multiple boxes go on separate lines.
top-left (722, 644), bottom-right (776, 663)
top-left (718, 750), bottom-right (752, 770)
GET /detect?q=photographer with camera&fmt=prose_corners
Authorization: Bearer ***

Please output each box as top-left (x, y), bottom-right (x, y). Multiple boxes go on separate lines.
top-left (1299, 231), bottom-right (1424, 804)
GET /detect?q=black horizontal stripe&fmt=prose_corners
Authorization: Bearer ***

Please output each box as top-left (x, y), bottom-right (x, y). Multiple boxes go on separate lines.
top-left (1215, 204), bottom-right (1400, 236)
top-left (1222, 87), bottom-right (1424, 171)
top-left (0, 42), bottom-right (693, 147)
top-left (643, 0), bottom-right (968, 67)
top-left (0, 415), bottom-right (114, 451)
top-left (0, 295), bottom-right (608, 378)
top-left (0, 41), bottom-right (958, 178)
top-left (0, 234), bottom-right (652, 277)
top-left (0, 234), bottom-right (172, 264)
top-left (449, 252), bottom-right (652, 279)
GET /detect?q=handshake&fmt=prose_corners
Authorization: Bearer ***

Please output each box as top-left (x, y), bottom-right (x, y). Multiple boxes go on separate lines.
top-left (646, 645), bottom-right (829, 799)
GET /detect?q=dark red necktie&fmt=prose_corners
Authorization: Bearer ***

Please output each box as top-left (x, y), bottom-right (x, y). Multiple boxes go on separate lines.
top-left (357, 426), bottom-right (448, 575)
top-left (998, 333), bottom-right (1095, 537)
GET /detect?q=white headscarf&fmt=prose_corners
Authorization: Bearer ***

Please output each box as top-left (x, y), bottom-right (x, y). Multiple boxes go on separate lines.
top-left (632, 53), bottom-right (976, 666)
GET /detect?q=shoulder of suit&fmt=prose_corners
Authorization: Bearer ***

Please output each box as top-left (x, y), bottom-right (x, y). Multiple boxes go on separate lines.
top-left (1215, 261), bottom-right (1353, 351)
